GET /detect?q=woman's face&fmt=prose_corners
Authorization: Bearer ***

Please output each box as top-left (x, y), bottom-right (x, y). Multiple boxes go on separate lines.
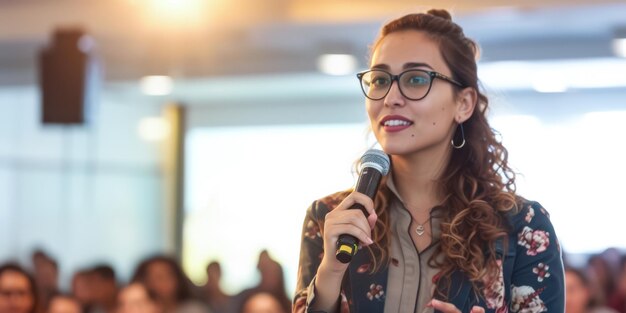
top-left (0, 270), bottom-right (35, 313)
top-left (565, 271), bottom-right (590, 313)
top-left (366, 30), bottom-right (460, 157)
top-left (145, 262), bottom-right (178, 301)
top-left (117, 283), bottom-right (160, 313)
top-left (241, 293), bottom-right (285, 313)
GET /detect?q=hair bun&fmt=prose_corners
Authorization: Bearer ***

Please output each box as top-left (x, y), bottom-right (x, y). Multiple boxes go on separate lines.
top-left (427, 9), bottom-right (452, 21)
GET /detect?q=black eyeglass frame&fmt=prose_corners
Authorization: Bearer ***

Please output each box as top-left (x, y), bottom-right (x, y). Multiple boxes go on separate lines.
top-left (356, 69), bottom-right (465, 101)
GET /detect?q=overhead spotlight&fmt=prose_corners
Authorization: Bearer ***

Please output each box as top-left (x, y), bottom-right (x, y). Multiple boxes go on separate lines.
top-left (613, 38), bottom-right (626, 58)
top-left (140, 75), bottom-right (173, 96)
top-left (613, 28), bottom-right (626, 58)
top-left (317, 54), bottom-right (358, 76)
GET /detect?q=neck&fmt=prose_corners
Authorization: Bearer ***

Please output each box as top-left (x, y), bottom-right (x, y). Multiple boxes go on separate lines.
top-left (390, 144), bottom-right (451, 214)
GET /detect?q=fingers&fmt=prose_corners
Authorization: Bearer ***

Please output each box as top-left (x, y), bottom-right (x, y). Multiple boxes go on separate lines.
top-left (427, 299), bottom-right (461, 313)
top-left (470, 306), bottom-right (485, 313)
top-left (325, 209), bottom-right (374, 245)
top-left (426, 300), bottom-right (485, 313)
top-left (337, 191), bottom-right (374, 210)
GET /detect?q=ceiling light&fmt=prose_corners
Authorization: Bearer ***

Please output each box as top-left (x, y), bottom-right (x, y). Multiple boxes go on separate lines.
top-left (140, 75), bottom-right (173, 96)
top-left (317, 54), bottom-right (358, 76)
top-left (613, 38), bottom-right (626, 58)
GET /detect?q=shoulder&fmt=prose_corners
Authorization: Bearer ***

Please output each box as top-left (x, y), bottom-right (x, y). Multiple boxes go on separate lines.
top-left (507, 197), bottom-right (561, 257)
top-left (506, 197), bottom-right (553, 230)
top-left (306, 190), bottom-right (352, 220)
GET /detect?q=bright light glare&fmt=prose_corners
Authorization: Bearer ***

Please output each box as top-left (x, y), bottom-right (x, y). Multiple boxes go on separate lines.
top-left (137, 117), bottom-right (170, 142)
top-left (147, 0), bottom-right (206, 26)
top-left (613, 38), bottom-right (626, 58)
top-left (140, 75), bottom-right (173, 96)
top-left (317, 54), bottom-right (358, 76)
top-left (184, 124), bottom-right (368, 294)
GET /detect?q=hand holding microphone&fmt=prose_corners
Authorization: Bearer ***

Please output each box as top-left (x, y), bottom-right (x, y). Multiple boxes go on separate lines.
top-left (334, 149), bottom-right (390, 263)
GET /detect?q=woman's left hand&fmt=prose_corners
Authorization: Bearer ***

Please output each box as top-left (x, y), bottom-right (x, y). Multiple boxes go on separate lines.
top-left (427, 299), bottom-right (485, 313)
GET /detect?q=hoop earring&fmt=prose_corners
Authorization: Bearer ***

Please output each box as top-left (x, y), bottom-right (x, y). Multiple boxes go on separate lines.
top-left (451, 123), bottom-right (466, 149)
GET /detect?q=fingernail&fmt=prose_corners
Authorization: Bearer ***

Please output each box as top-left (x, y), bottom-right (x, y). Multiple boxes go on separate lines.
top-left (367, 237), bottom-right (374, 244)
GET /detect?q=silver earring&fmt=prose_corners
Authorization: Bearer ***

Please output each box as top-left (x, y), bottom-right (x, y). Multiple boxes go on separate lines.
top-left (451, 123), bottom-right (466, 149)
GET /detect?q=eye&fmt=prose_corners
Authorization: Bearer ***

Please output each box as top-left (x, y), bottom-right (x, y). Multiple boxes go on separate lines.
top-left (366, 72), bottom-right (391, 88)
top-left (405, 73), bottom-right (430, 86)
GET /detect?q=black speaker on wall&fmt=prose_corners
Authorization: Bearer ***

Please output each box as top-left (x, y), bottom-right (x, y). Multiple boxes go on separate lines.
top-left (39, 28), bottom-right (95, 125)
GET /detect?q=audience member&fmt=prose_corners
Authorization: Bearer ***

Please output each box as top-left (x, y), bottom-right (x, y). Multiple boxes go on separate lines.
top-left (131, 256), bottom-right (210, 313)
top-left (31, 251), bottom-right (59, 311)
top-left (238, 292), bottom-right (286, 313)
top-left (236, 251), bottom-right (289, 313)
top-left (587, 254), bottom-right (617, 306)
top-left (0, 263), bottom-right (38, 313)
top-left (89, 265), bottom-right (117, 313)
top-left (71, 270), bottom-right (94, 313)
top-left (117, 283), bottom-right (161, 313)
top-left (202, 262), bottom-right (235, 313)
top-left (566, 267), bottom-right (618, 313)
top-left (608, 256), bottom-right (626, 313)
top-left (47, 294), bottom-right (81, 313)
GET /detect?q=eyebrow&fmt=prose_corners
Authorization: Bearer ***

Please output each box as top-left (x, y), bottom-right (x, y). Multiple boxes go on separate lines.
top-left (371, 62), bottom-right (435, 70)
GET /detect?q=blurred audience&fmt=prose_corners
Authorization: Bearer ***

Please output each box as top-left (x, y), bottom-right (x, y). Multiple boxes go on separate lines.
top-left (608, 256), bottom-right (626, 313)
top-left (566, 267), bottom-right (618, 313)
top-left (89, 265), bottom-right (117, 313)
top-left (236, 251), bottom-right (290, 313)
top-left (202, 262), bottom-right (235, 313)
top-left (31, 250), bottom-right (59, 311)
top-left (47, 294), bottom-right (81, 313)
top-left (587, 254), bottom-right (617, 306)
top-left (117, 283), bottom-right (161, 313)
top-left (71, 270), bottom-right (94, 313)
top-left (237, 292), bottom-right (286, 313)
top-left (0, 263), bottom-right (38, 313)
top-left (131, 256), bottom-right (210, 313)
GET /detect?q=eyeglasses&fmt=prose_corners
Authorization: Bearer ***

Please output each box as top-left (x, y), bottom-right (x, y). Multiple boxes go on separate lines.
top-left (356, 69), bottom-right (464, 101)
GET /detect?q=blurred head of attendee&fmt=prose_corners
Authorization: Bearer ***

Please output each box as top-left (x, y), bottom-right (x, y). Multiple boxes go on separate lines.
top-left (0, 263), bottom-right (38, 313)
top-left (71, 270), bottom-right (94, 311)
top-left (253, 251), bottom-right (289, 313)
top-left (567, 267), bottom-right (619, 313)
top-left (47, 294), bottom-right (81, 313)
top-left (131, 256), bottom-right (194, 313)
top-left (203, 261), bottom-right (233, 313)
top-left (90, 265), bottom-right (118, 313)
top-left (238, 292), bottom-right (286, 313)
top-left (587, 254), bottom-right (617, 305)
top-left (117, 283), bottom-right (160, 313)
top-left (31, 250), bottom-right (58, 310)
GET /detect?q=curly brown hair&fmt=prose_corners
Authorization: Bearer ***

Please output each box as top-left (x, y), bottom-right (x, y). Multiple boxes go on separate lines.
top-left (362, 9), bottom-right (519, 299)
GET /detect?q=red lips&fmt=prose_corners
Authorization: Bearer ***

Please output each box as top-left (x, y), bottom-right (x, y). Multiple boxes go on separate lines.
top-left (380, 115), bottom-right (413, 132)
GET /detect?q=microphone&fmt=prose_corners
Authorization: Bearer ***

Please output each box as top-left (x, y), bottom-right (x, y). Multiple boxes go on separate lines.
top-left (335, 149), bottom-right (390, 264)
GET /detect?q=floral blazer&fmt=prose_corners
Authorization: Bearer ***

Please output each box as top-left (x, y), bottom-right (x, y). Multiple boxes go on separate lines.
top-left (293, 192), bottom-right (565, 313)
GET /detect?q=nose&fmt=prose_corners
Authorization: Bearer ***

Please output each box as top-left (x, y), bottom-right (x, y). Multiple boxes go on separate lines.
top-left (383, 80), bottom-right (406, 108)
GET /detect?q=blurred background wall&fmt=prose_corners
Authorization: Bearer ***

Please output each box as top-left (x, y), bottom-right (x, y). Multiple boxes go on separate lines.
top-left (1, 0), bottom-right (625, 296)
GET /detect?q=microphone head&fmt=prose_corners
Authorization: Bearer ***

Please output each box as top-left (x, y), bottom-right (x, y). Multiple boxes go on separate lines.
top-left (359, 149), bottom-right (390, 176)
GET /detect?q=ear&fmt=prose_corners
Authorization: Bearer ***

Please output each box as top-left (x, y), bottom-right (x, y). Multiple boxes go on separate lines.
top-left (455, 87), bottom-right (477, 123)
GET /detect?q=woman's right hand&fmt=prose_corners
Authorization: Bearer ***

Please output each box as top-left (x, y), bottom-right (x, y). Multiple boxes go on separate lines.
top-left (318, 191), bottom-right (378, 276)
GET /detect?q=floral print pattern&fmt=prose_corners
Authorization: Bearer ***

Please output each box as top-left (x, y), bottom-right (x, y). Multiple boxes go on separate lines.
top-left (532, 263), bottom-right (550, 282)
top-left (518, 226), bottom-right (550, 256)
top-left (366, 284), bottom-right (385, 301)
top-left (511, 285), bottom-right (547, 313)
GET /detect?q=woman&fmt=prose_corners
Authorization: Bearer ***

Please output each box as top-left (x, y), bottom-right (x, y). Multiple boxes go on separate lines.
top-left (131, 256), bottom-right (210, 313)
top-left (565, 267), bottom-right (617, 313)
top-left (117, 282), bottom-right (162, 313)
top-left (0, 263), bottom-right (38, 313)
top-left (293, 9), bottom-right (565, 313)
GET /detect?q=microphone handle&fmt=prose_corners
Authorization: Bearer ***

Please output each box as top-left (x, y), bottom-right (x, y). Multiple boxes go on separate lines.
top-left (335, 167), bottom-right (382, 264)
